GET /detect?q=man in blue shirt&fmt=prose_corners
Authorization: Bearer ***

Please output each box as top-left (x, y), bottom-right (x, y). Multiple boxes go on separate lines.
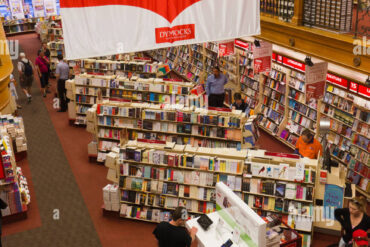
top-left (205, 66), bottom-right (228, 108)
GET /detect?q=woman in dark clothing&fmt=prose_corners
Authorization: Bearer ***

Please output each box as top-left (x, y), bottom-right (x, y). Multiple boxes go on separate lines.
top-left (335, 196), bottom-right (370, 247)
top-left (0, 198), bottom-right (8, 247)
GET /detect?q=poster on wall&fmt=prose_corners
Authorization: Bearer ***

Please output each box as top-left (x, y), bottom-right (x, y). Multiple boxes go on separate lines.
top-left (60, 0), bottom-right (260, 60)
top-left (44, 0), bottom-right (57, 16)
top-left (32, 0), bottom-right (45, 17)
top-left (323, 184), bottom-right (343, 219)
top-left (8, 0), bottom-right (25, 19)
top-left (305, 62), bottom-right (328, 109)
top-left (253, 41), bottom-right (272, 74)
top-left (218, 41), bottom-right (235, 57)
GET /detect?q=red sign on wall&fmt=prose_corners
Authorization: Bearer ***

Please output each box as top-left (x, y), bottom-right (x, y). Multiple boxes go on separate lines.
top-left (358, 84), bottom-right (370, 98)
top-left (282, 57), bottom-right (305, 72)
top-left (272, 53), bottom-right (276, 61)
top-left (326, 73), bottom-right (348, 89)
top-left (349, 81), bottom-right (359, 93)
top-left (218, 41), bottom-right (235, 57)
top-left (234, 39), bottom-right (249, 50)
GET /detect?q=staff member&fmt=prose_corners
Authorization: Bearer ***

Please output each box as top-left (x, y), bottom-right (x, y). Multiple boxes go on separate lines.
top-left (55, 54), bottom-right (70, 112)
top-left (205, 66), bottom-right (228, 108)
top-left (295, 129), bottom-right (322, 159)
top-left (153, 207), bottom-right (198, 247)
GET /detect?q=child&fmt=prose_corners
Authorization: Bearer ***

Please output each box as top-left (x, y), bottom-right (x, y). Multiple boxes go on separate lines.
top-left (8, 74), bottom-right (22, 109)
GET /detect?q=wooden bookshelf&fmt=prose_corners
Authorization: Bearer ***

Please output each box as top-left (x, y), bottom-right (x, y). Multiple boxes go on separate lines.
top-left (108, 140), bottom-right (247, 222)
top-left (89, 101), bottom-right (255, 161)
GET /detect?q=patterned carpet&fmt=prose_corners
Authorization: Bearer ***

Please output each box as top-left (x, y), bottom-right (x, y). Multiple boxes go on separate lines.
top-left (2, 43), bottom-right (101, 247)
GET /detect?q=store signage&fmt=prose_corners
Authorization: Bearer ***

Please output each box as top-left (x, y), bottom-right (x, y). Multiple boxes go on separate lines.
top-left (357, 84), bottom-right (370, 98)
top-left (305, 62), bottom-right (328, 107)
top-left (218, 41), bottom-right (235, 57)
top-left (253, 41), bottom-right (272, 74)
top-left (32, 0), bottom-right (45, 17)
top-left (155, 24), bottom-right (195, 44)
top-left (234, 39), bottom-right (249, 50)
top-left (277, 54), bottom-right (283, 63)
top-left (282, 57), bottom-right (305, 72)
top-left (323, 184), bottom-right (343, 219)
top-left (44, 0), bottom-right (57, 16)
top-left (60, 0), bottom-right (260, 59)
top-left (9, 0), bottom-right (25, 19)
top-left (349, 81), bottom-right (359, 93)
top-left (326, 73), bottom-right (348, 89)
top-left (272, 53), bottom-right (277, 61)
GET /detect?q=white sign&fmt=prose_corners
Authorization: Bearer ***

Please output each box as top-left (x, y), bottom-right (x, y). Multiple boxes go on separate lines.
top-left (60, 0), bottom-right (261, 59)
top-left (9, 0), bottom-right (25, 19)
top-left (44, 0), bottom-right (57, 16)
top-left (32, 0), bottom-right (45, 17)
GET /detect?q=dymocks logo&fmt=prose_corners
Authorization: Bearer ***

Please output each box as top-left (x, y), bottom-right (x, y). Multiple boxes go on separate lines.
top-left (61, 0), bottom-right (201, 23)
top-left (156, 24), bottom-right (195, 44)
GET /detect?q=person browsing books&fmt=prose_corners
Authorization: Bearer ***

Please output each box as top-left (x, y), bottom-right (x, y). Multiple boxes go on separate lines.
top-left (55, 54), bottom-right (70, 112)
top-left (335, 197), bottom-right (370, 247)
top-left (205, 66), bottom-right (228, 108)
top-left (232, 93), bottom-right (248, 112)
top-left (153, 207), bottom-right (198, 247)
top-left (35, 49), bottom-right (50, 97)
top-left (295, 129), bottom-right (322, 159)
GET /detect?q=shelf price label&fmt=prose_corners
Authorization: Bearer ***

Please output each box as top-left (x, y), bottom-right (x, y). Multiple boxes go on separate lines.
top-left (234, 39), bottom-right (249, 51)
top-left (349, 81), bottom-right (359, 93)
top-left (282, 57), bottom-right (305, 72)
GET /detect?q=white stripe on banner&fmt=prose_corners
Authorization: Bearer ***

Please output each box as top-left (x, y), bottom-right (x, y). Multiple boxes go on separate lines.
top-left (61, 0), bottom-right (260, 59)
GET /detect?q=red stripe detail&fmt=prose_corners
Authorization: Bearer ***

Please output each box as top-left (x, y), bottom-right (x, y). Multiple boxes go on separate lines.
top-left (60, 0), bottom-right (201, 23)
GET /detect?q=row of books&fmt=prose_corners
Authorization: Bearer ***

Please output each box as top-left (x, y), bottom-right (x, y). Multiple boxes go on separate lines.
top-left (120, 203), bottom-right (172, 222)
top-left (80, 60), bottom-right (158, 73)
top-left (321, 104), bottom-right (354, 126)
top-left (120, 148), bottom-right (243, 174)
top-left (258, 116), bottom-right (280, 134)
top-left (243, 178), bottom-right (314, 201)
top-left (280, 129), bottom-right (299, 147)
top-left (120, 163), bottom-right (242, 190)
top-left (264, 87), bottom-right (285, 104)
top-left (261, 105), bottom-right (284, 124)
top-left (245, 162), bottom-right (316, 183)
top-left (289, 110), bottom-right (315, 129)
top-left (264, 76), bottom-right (286, 93)
top-left (289, 99), bottom-right (312, 117)
top-left (263, 97), bottom-right (285, 115)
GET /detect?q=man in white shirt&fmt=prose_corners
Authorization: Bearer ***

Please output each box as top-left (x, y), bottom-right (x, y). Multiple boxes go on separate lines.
top-left (17, 52), bottom-right (34, 103)
top-left (55, 54), bottom-right (70, 112)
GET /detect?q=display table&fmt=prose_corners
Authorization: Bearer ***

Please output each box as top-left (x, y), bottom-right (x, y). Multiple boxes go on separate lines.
top-left (186, 212), bottom-right (248, 247)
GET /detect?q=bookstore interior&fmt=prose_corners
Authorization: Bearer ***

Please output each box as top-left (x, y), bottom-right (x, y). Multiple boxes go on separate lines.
top-left (0, 0), bottom-right (369, 247)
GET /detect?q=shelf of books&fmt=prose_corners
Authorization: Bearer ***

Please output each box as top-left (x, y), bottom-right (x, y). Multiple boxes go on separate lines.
top-left (237, 41), bottom-right (261, 110)
top-left (243, 151), bottom-right (319, 246)
top-left (104, 140), bottom-right (248, 223)
top-left (254, 54), bottom-right (319, 150)
top-left (48, 41), bottom-right (64, 75)
top-left (0, 115), bottom-right (31, 218)
top-left (89, 101), bottom-right (253, 162)
top-left (47, 27), bottom-right (63, 42)
top-left (66, 73), bottom-right (195, 125)
top-left (3, 17), bottom-right (45, 35)
top-left (320, 73), bottom-right (370, 197)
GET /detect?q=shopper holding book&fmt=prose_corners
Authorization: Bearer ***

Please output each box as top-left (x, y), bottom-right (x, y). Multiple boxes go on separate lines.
top-left (153, 207), bottom-right (198, 247)
top-left (295, 129), bottom-right (322, 159)
top-left (35, 49), bottom-right (50, 97)
top-left (206, 66), bottom-right (228, 108)
top-left (335, 197), bottom-right (370, 247)
top-left (55, 54), bottom-right (69, 112)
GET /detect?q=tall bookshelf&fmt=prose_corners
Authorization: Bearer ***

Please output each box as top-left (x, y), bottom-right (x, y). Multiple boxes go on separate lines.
top-left (90, 101), bottom-right (252, 161)
top-left (107, 140), bottom-right (247, 222)
top-left (3, 17), bottom-right (45, 35)
top-left (320, 73), bottom-right (369, 197)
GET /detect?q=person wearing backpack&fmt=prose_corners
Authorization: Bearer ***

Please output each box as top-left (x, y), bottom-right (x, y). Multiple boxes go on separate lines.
top-left (35, 49), bottom-right (50, 97)
top-left (17, 52), bottom-right (34, 103)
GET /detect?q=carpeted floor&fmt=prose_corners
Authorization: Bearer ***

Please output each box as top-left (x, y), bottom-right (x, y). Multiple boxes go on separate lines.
top-left (3, 34), bottom-right (101, 247)
top-left (3, 33), bottom-right (342, 247)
